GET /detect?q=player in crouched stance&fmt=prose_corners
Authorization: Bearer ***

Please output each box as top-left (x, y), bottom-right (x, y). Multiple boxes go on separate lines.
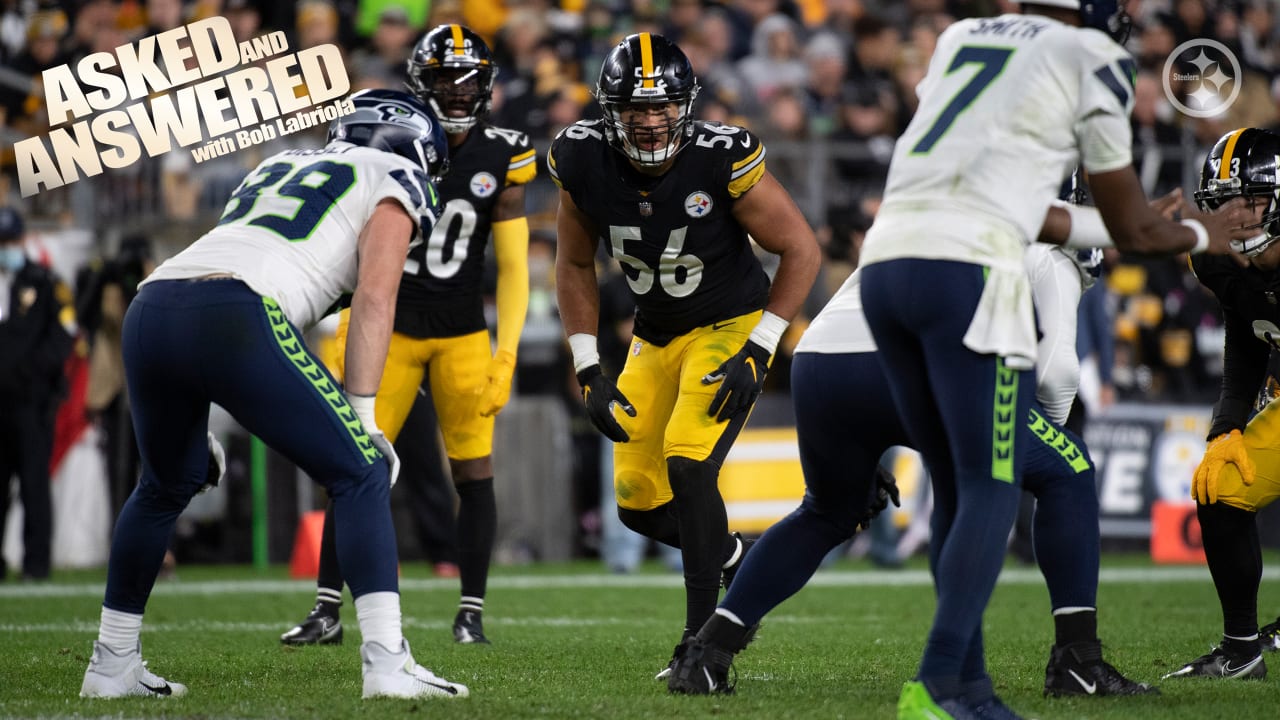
top-left (1165, 127), bottom-right (1280, 681)
top-left (79, 90), bottom-right (467, 700)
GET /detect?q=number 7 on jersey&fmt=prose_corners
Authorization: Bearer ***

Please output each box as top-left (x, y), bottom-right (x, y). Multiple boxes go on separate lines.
top-left (912, 46), bottom-right (1014, 155)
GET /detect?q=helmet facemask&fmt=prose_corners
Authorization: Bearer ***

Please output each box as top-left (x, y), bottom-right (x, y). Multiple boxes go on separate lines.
top-left (413, 64), bottom-right (495, 135)
top-left (599, 93), bottom-right (697, 167)
top-left (1195, 176), bottom-right (1280, 257)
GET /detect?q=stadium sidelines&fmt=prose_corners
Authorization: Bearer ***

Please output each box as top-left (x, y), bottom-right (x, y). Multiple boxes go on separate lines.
top-left (2, 565), bottom-right (1277, 600)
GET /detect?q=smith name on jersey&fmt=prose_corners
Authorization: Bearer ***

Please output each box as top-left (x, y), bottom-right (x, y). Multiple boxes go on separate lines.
top-left (395, 123), bottom-right (537, 338)
top-left (547, 118), bottom-right (771, 345)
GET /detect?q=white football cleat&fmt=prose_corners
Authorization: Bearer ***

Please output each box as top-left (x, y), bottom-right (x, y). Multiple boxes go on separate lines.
top-left (80, 641), bottom-right (187, 698)
top-left (361, 639), bottom-right (469, 699)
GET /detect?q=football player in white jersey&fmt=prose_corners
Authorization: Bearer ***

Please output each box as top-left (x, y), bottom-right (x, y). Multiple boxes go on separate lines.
top-left (669, 190), bottom-right (1192, 702)
top-left (79, 90), bottom-right (470, 701)
top-left (853, 2), bottom-right (1255, 717)
top-left (672, 2), bottom-right (1255, 718)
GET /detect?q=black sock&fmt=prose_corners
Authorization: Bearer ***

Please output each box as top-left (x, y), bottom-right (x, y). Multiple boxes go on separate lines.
top-left (1052, 608), bottom-right (1097, 647)
top-left (456, 477), bottom-right (496, 601)
top-left (668, 457), bottom-right (727, 635)
top-left (1198, 502), bottom-right (1262, 640)
top-left (316, 499), bottom-right (343, 613)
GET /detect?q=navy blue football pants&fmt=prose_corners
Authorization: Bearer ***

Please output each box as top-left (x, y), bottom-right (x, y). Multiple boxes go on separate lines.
top-left (106, 279), bottom-right (396, 613)
top-left (721, 347), bottom-right (1099, 619)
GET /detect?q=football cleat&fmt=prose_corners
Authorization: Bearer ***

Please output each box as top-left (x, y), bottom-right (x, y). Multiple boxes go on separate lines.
top-left (361, 639), bottom-right (469, 699)
top-left (452, 609), bottom-right (490, 645)
top-left (80, 641), bottom-right (188, 698)
top-left (1044, 640), bottom-right (1159, 696)
top-left (897, 680), bottom-right (979, 720)
top-left (1260, 617), bottom-right (1280, 652)
top-left (655, 640), bottom-right (686, 681)
top-left (721, 532), bottom-right (756, 591)
top-left (1163, 644), bottom-right (1266, 680)
top-left (280, 603), bottom-right (343, 646)
top-left (667, 637), bottom-right (736, 695)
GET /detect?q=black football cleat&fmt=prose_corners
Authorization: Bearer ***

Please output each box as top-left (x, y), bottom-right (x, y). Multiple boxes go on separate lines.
top-left (280, 602), bottom-right (343, 646)
top-left (1163, 644), bottom-right (1266, 680)
top-left (1044, 640), bottom-right (1158, 696)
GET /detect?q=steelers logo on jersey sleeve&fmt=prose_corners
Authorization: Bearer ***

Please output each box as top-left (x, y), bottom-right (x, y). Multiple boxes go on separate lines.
top-left (470, 172), bottom-right (498, 198)
top-left (684, 191), bottom-right (713, 218)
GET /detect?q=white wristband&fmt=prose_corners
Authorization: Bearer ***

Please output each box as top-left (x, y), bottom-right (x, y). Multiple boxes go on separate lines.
top-left (344, 392), bottom-right (379, 433)
top-left (1054, 200), bottom-right (1112, 249)
top-left (568, 333), bottom-right (600, 373)
top-left (747, 311), bottom-right (789, 355)
top-left (1181, 218), bottom-right (1210, 254)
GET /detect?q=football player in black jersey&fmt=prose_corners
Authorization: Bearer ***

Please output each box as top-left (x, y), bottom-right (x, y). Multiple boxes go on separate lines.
top-left (282, 24), bottom-right (534, 647)
top-left (550, 33), bottom-right (821, 678)
top-left (1166, 127), bottom-right (1280, 680)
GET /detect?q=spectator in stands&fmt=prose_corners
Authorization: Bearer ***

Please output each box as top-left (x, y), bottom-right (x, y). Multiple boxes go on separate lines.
top-left (737, 13), bottom-right (809, 106)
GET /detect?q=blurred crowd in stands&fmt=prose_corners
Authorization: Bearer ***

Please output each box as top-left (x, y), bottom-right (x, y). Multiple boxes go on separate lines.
top-left (2, 0), bottom-right (1280, 559)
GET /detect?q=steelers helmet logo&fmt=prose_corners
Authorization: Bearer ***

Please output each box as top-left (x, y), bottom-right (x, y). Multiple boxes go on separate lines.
top-left (684, 191), bottom-right (712, 218)
top-left (470, 172), bottom-right (497, 198)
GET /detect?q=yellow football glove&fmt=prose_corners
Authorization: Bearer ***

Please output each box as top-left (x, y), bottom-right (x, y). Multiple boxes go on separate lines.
top-left (477, 350), bottom-right (517, 418)
top-left (1191, 429), bottom-right (1256, 505)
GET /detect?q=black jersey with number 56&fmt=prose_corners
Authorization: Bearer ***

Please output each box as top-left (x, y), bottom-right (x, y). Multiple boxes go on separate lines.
top-left (548, 119), bottom-right (771, 345)
top-left (395, 122), bottom-right (537, 338)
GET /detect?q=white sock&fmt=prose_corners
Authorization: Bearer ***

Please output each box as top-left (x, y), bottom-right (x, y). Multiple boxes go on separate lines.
top-left (354, 591), bottom-right (402, 650)
top-left (97, 607), bottom-right (143, 655)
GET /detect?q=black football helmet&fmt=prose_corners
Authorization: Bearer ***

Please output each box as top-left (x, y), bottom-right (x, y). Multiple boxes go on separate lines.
top-left (595, 32), bottom-right (700, 167)
top-left (1195, 127), bottom-right (1280, 257)
top-left (1014, 0), bottom-right (1131, 43)
top-left (406, 24), bottom-right (496, 135)
top-left (328, 89), bottom-right (450, 181)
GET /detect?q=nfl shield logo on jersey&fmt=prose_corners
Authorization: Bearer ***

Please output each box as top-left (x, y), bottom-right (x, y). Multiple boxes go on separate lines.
top-left (684, 192), bottom-right (712, 217)
top-left (470, 172), bottom-right (497, 198)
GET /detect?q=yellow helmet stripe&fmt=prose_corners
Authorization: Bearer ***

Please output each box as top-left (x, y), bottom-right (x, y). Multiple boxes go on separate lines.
top-left (1220, 127), bottom-right (1247, 179)
top-left (639, 33), bottom-right (655, 88)
top-left (450, 24), bottom-right (465, 55)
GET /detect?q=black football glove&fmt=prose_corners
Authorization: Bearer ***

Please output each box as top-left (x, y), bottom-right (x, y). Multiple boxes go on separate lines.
top-left (702, 339), bottom-right (771, 422)
top-left (857, 465), bottom-right (902, 532)
top-left (577, 364), bottom-right (635, 442)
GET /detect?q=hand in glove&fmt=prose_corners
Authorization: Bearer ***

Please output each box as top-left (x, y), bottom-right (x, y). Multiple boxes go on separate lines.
top-left (477, 350), bottom-right (517, 417)
top-left (346, 391), bottom-right (400, 488)
top-left (703, 340), bottom-right (771, 422)
top-left (577, 364), bottom-right (635, 442)
top-left (1192, 429), bottom-right (1255, 504)
top-left (857, 465), bottom-right (902, 532)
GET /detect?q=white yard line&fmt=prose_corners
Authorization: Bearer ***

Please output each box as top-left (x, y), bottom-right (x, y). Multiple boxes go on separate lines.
top-left (1, 565), bottom-right (1275, 600)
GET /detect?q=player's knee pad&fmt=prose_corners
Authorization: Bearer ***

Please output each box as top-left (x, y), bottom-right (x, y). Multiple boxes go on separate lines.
top-left (795, 499), bottom-right (860, 541)
top-left (617, 502), bottom-right (681, 546)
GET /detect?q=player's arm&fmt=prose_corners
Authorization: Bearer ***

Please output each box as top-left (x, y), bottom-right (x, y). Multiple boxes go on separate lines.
top-left (345, 199), bottom-right (414, 396)
top-left (555, 187), bottom-right (634, 441)
top-left (1086, 167), bottom-right (1252, 261)
top-left (1210, 304), bottom-right (1269, 438)
top-left (704, 169), bottom-right (820, 422)
top-left (554, 188), bottom-right (601, 341)
top-left (477, 184), bottom-right (530, 417)
top-left (732, 169), bottom-right (821, 328)
top-left (491, 185), bottom-right (529, 359)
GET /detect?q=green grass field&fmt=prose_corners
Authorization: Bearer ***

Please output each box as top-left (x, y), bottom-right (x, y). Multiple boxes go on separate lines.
top-left (3, 555), bottom-right (1279, 719)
